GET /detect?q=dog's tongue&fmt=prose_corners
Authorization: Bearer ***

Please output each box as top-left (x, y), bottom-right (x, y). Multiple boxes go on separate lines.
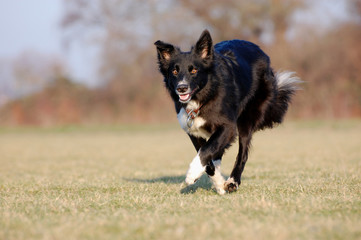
top-left (179, 94), bottom-right (190, 101)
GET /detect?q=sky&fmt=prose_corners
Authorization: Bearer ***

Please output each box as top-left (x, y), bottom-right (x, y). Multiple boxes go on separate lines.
top-left (0, 0), bottom-right (356, 100)
top-left (288, 0), bottom-right (356, 39)
top-left (0, 1), bottom-right (62, 57)
top-left (0, 0), bottom-right (96, 89)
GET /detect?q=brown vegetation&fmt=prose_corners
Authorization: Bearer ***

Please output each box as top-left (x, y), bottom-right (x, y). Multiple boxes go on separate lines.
top-left (0, 0), bottom-right (360, 126)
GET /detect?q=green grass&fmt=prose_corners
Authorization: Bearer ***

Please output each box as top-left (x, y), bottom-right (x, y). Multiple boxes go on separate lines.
top-left (0, 121), bottom-right (361, 240)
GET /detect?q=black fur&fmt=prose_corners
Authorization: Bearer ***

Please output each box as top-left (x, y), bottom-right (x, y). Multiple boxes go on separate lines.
top-left (155, 30), bottom-right (299, 193)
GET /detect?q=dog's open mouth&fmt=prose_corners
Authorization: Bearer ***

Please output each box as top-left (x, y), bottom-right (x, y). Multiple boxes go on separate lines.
top-left (178, 87), bottom-right (198, 103)
top-left (179, 93), bottom-right (191, 103)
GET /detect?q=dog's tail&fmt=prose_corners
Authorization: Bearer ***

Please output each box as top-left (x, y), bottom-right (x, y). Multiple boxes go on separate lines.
top-left (276, 71), bottom-right (302, 91)
top-left (275, 71), bottom-right (302, 104)
top-left (274, 71), bottom-right (302, 119)
top-left (261, 71), bottom-right (302, 128)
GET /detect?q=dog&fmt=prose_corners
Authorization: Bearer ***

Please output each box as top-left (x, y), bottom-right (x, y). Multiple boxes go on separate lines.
top-left (154, 30), bottom-right (300, 194)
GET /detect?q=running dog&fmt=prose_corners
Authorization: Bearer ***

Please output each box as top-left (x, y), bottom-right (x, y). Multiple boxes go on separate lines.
top-left (154, 30), bottom-right (300, 194)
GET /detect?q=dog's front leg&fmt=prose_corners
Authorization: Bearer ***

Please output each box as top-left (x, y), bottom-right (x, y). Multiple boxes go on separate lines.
top-left (208, 159), bottom-right (226, 195)
top-left (185, 151), bottom-right (205, 185)
top-left (185, 126), bottom-right (236, 194)
top-left (184, 135), bottom-right (207, 186)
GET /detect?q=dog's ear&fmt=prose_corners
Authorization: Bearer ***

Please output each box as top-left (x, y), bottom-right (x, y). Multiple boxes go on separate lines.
top-left (194, 30), bottom-right (213, 61)
top-left (154, 40), bottom-right (177, 76)
top-left (154, 40), bottom-right (176, 62)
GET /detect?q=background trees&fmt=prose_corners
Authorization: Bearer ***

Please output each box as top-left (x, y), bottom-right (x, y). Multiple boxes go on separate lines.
top-left (1, 0), bottom-right (360, 125)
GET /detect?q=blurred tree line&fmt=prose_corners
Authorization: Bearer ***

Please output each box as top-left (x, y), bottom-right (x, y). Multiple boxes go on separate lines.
top-left (0, 0), bottom-right (360, 125)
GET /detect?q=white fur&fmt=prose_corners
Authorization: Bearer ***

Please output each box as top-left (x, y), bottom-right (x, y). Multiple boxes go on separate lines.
top-left (209, 160), bottom-right (226, 195)
top-left (177, 100), bottom-right (211, 140)
top-left (188, 117), bottom-right (210, 139)
top-left (185, 152), bottom-right (205, 185)
top-left (186, 100), bottom-right (201, 110)
top-left (276, 71), bottom-right (302, 91)
top-left (177, 108), bottom-right (189, 132)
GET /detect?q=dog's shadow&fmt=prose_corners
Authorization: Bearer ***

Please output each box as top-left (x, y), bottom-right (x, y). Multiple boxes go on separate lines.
top-left (124, 175), bottom-right (213, 194)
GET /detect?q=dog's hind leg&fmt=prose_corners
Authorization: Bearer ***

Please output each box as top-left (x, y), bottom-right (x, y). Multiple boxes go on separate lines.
top-left (224, 63), bottom-right (274, 193)
top-left (225, 129), bottom-right (252, 193)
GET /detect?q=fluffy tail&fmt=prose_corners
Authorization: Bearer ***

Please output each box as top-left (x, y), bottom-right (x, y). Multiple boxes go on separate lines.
top-left (275, 71), bottom-right (302, 111)
top-left (260, 71), bottom-right (302, 129)
top-left (276, 71), bottom-right (302, 93)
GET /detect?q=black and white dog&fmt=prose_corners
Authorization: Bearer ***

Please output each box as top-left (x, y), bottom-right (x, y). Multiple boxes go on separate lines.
top-left (155, 30), bottom-right (300, 194)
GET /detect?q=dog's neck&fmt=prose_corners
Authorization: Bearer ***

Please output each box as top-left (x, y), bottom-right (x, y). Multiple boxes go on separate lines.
top-left (185, 100), bottom-right (201, 111)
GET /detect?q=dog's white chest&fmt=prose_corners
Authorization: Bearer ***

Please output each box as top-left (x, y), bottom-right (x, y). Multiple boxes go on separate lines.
top-left (177, 106), bottom-right (211, 140)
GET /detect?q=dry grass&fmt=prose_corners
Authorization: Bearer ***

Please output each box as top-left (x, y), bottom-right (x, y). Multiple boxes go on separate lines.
top-left (0, 121), bottom-right (360, 240)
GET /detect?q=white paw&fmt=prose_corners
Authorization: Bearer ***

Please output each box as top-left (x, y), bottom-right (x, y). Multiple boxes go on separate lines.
top-left (210, 160), bottom-right (225, 195)
top-left (185, 153), bottom-right (205, 185)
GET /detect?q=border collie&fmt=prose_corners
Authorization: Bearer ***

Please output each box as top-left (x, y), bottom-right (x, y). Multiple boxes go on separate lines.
top-left (154, 30), bottom-right (300, 194)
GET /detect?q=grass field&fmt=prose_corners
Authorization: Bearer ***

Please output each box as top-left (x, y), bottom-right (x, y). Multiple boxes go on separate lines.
top-left (0, 121), bottom-right (360, 240)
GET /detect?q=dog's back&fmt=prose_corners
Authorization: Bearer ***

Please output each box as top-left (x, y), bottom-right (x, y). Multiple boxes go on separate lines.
top-left (215, 39), bottom-right (300, 131)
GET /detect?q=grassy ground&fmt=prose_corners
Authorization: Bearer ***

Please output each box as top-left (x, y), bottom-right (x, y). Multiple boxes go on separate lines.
top-left (0, 121), bottom-right (360, 240)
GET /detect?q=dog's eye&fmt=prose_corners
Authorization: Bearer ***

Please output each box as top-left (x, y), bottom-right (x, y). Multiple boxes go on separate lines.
top-left (190, 68), bottom-right (198, 74)
top-left (172, 69), bottom-right (178, 76)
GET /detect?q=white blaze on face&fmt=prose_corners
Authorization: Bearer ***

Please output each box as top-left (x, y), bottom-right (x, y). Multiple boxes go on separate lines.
top-left (177, 79), bottom-right (192, 103)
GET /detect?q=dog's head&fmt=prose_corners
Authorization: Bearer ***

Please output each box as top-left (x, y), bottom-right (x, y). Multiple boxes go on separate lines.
top-left (155, 30), bottom-right (214, 104)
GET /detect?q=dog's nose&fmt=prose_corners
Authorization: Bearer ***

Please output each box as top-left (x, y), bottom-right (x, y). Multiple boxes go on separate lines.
top-left (176, 84), bottom-right (189, 93)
